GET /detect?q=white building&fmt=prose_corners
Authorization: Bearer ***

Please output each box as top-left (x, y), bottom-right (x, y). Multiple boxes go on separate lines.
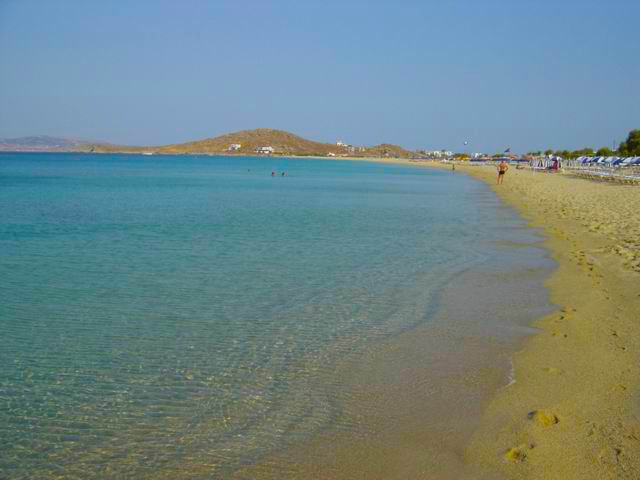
top-left (256, 146), bottom-right (274, 155)
top-left (425, 150), bottom-right (453, 158)
top-left (227, 143), bottom-right (241, 151)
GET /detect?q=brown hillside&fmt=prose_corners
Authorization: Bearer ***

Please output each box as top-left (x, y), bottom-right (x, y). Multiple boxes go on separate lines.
top-left (365, 143), bottom-right (416, 159)
top-left (87, 128), bottom-right (418, 158)
top-left (157, 128), bottom-right (336, 156)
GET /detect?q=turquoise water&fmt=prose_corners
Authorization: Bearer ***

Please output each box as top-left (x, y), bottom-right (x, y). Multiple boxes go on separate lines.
top-left (1, 153), bottom-right (546, 478)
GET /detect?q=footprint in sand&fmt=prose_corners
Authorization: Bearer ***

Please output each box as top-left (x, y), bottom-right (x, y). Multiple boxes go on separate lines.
top-left (542, 367), bottom-right (564, 375)
top-left (528, 410), bottom-right (559, 427)
top-left (598, 446), bottom-right (623, 465)
top-left (560, 307), bottom-right (577, 313)
top-left (505, 444), bottom-right (533, 463)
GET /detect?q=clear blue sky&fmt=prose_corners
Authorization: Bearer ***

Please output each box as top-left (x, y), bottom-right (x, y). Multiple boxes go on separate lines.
top-left (1, 0), bottom-right (638, 153)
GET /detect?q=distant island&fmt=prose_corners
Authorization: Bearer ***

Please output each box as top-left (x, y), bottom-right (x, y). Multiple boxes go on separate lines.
top-left (0, 135), bottom-right (95, 152)
top-left (0, 129), bottom-right (419, 159)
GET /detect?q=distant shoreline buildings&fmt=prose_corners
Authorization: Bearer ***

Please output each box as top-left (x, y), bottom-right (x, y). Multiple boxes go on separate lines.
top-left (421, 150), bottom-right (454, 158)
top-left (336, 140), bottom-right (366, 154)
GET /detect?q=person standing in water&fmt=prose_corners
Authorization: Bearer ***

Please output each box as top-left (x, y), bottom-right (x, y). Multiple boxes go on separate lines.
top-left (497, 160), bottom-right (509, 184)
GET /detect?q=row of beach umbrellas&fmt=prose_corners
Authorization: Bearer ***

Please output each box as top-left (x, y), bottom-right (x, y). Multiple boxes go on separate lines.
top-left (570, 156), bottom-right (640, 167)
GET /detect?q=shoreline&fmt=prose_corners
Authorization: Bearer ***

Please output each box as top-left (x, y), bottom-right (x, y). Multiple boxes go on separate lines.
top-left (230, 160), bottom-right (555, 479)
top-left (3, 154), bottom-right (551, 479)
top-left (303, 156), bottom-right (640, 478)
top-left (435, 163), bottom-right (640, 478)
top-left (361, 158), bottom-right (640, 478)
top-left (6, 152), bottom-right (638, 477)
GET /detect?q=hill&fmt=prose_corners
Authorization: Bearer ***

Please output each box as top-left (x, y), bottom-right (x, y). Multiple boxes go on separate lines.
top-left (364, 143), bottom-right (417, 159)
top-left (0, 135), bottom-right (89, 152)
top-left (157, 128), bottom-right (338, 156)
top-left (89, 128), bottom-right (418, 158)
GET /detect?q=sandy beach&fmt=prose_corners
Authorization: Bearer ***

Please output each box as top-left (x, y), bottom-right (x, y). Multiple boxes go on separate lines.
top-left (429, 163), bottom-right (640, 479)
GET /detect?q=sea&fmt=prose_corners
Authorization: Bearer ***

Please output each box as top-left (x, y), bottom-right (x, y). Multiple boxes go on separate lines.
top-left (0, 153), bottom-right (553, 479)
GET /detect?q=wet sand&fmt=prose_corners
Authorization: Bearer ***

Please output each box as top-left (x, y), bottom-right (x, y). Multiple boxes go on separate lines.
top-left (234, 263), bottom-right (552, 480)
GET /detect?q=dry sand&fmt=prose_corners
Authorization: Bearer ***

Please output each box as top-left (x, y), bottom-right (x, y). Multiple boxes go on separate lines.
top-left (438, 163), bottom-right (640, 479)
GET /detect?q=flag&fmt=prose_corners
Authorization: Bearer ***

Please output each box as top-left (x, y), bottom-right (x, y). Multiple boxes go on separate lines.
top-left (504, 147), bottom-right (511, 153)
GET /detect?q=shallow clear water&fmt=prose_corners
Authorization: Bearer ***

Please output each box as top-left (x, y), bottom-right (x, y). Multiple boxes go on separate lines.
top-left (0, 153), bottom-right (548, 478)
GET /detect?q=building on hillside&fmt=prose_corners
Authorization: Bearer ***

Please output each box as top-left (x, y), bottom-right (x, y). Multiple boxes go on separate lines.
top-left (327, 152), bottom-right (336, 157)
top-left (256, 146), bottom-right (274, 155)
top-left (227, 143), bottom-right (241, 152)
top-left (336, 141), bottom-right (367, 153)
top-left (425, 150), bottom-right (453, 158)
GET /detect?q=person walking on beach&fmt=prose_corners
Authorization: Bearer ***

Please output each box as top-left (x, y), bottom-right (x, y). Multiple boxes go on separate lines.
top-left (497, 160), bottom-right (509, 184)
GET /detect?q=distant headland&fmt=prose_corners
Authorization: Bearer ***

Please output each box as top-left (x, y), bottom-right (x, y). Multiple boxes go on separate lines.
top-left (0, 129), bottom-right (418, 159)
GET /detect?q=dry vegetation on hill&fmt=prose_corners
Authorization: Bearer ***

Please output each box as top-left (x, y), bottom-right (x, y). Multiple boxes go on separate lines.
top-left (157, 129), bottom-right (336, 156)
top-left (86, 128), bottom-right (417, 158)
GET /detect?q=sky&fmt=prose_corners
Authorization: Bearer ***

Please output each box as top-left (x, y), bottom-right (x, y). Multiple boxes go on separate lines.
top-left (1, 0), bottom-right (638, 153)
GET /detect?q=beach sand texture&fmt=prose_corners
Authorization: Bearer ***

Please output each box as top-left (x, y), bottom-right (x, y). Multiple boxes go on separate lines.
top-left (455, 165), bottom-right (640, 479)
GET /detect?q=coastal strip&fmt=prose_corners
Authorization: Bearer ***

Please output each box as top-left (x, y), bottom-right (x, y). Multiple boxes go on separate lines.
top-left (333, 157), bottom-right (640, 478)
top-left (447, 164), bottom-right (640, 479)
